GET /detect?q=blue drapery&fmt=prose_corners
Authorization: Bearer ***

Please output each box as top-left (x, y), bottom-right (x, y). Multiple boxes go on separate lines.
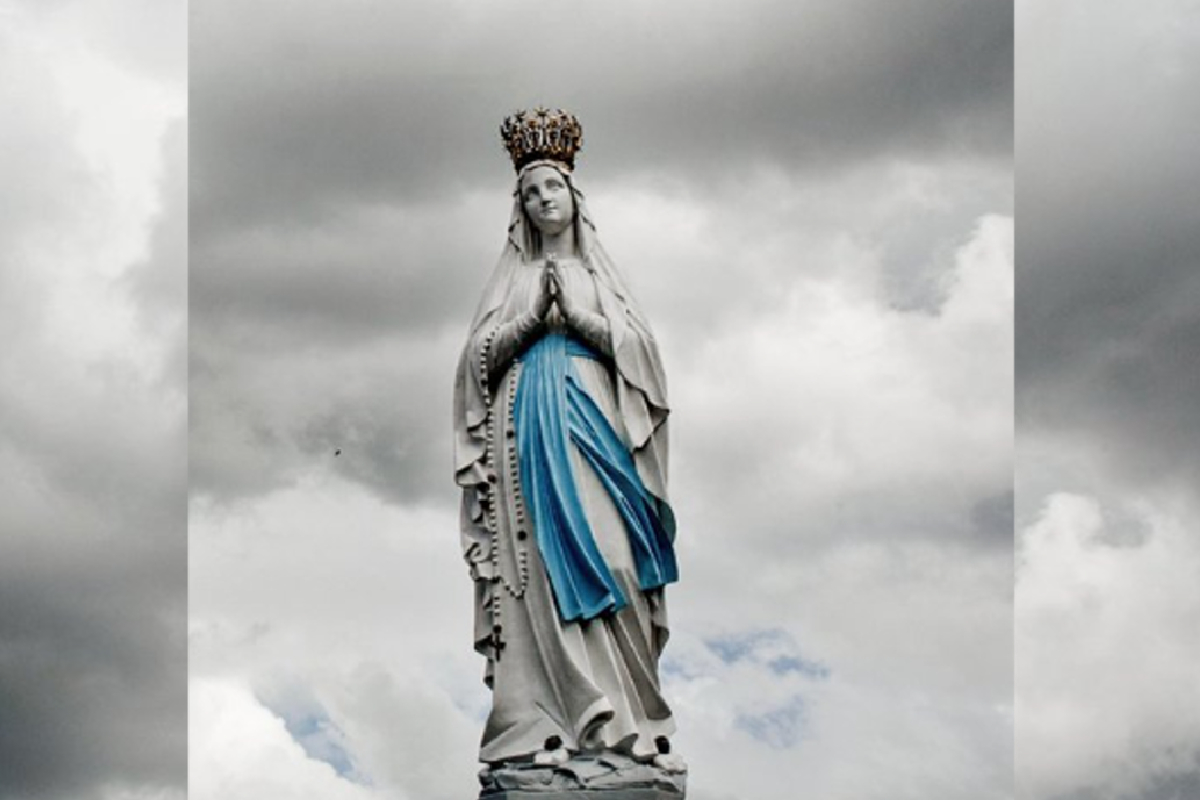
top-left (514, 333), bottom-right (678, 622)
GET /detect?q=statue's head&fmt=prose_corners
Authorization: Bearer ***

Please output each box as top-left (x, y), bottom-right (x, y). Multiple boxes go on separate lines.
top-left (502, 107), bottom-right (587, 257)
top-left (519, 163), bottom-right (576, 237)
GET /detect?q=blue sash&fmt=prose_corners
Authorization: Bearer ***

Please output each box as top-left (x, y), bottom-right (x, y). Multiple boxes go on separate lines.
top-left (514, 333), bottom-right (678, 622)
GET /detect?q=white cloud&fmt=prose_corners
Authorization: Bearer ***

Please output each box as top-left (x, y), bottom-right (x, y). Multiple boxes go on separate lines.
top-left (658, 534), bottom-right (1011, 800)
top-left (189, 473), bottom-right (485, 800)
top-left (191, 209), bottom-right (1013, 800)
top-left (662, 212), bottom-right (1013, 556)
top-left (97, 787), bottom-right (186, 800)
top-left (2, 3), bottom-right (183, 387)
top-left (1017, 492), bottom-right (1200, 799)
top-left (190, 678), bottom-right (383, 800)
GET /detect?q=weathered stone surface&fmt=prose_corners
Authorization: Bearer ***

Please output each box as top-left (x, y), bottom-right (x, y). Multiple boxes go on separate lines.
top-left (482, 790), bottom-right (682, 800)
top-left (479, 752), bottom-right (686, 799)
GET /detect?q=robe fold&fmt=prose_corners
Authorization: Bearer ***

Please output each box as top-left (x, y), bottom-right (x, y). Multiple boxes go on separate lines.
top-left (452, 176), bottom-right (678, 763)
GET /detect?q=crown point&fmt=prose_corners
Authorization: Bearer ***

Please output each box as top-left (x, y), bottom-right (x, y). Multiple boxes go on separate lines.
top-left (501, 107), bottom-right (583, 174)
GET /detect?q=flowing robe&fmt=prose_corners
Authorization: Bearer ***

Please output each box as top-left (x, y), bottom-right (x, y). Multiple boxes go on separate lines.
top-left (454, 244), bottom-right (677, 764)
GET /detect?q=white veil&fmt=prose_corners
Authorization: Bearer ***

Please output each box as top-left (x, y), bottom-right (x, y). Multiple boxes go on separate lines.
top-left (453, 164), bottom-right (673, 533)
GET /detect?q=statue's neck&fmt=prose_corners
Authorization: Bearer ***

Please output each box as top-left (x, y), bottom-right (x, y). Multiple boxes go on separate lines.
top-left (539, 225), bottom-right (577, 260)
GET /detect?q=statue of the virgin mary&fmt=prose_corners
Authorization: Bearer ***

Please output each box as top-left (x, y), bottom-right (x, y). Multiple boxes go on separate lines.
top-left (453, 108), bottom-right (685, 784)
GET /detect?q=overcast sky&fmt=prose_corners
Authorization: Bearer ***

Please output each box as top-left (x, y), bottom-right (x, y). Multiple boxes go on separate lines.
top-left (9, 2), bottom-right (1197, 800)
top-left (1015, 2), bottom-right (1200, 799)
top-left (0, 1), bottom-right (185, 799)
top-left (188, 2), bottom-right (1013, 800)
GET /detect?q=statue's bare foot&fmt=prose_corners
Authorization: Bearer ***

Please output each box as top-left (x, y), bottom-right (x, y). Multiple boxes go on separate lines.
top-left (650, 737), bottom-right (685, 773)
top-left (533, 747), bottom-right (569, 766)
top-left (532, 736), bottom-right (570, 767)
top-left (653, 752), bottom-right (687, 773)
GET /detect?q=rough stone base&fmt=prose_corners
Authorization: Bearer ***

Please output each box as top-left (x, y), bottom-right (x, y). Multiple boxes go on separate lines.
top-left (483, 790), bottom-right (681, 800)
top-left (478, 752), bottom-right (686, 800)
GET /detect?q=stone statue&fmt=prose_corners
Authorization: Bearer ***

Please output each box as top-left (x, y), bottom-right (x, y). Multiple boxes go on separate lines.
top-left (453, 108), bottom-right (686, 798)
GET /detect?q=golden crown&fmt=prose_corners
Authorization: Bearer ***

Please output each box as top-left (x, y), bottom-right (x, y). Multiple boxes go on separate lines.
top-left (500, 107), bottom-right (583, 173)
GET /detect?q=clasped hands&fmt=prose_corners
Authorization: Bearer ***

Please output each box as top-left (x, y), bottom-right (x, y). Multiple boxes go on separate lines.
top-left (488, 258), bottom-right (612, 385)
top-left (531, 258), bottom-right (577, 324)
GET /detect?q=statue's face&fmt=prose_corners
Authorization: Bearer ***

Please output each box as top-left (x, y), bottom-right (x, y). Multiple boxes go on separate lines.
top-left (520, 165), bottom-right (575, 237)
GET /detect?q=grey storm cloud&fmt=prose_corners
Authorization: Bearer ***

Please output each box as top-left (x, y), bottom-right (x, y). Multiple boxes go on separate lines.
top-left (1017, 0), bottom-right (1200, 498)
top-left (190, 0), bottom-right (1011, 233)
top-left (0, 15), bottom-right (186, 798)
top-left (0, 538), bottom-right (184, 799)
top-left (1015, 4), bottom-right (1200, 799)
top-left (190, 0), bottom-right (1012, 510)
top-left (1051, 768), bottom-right (1200, 800)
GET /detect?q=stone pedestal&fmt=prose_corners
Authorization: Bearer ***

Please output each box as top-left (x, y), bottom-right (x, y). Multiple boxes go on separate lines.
top-left (484, 791), bottom-right (681, 800)
top-left (478, 753), bottom-right (686, 800)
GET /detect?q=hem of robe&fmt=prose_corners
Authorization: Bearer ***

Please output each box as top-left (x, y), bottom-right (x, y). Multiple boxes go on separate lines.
top-left (478, 341), bottom-right (676, 767)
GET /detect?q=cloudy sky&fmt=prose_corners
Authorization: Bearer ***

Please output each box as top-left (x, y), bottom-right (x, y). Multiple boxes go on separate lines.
top-left (189, 2), bottom-right (1013, 800)
top-left (5, 1), bottom-right (1196, 800)
top-left (1016, 2), bottom-right (1200, 799)
top-left (0, 1), bottom-right (185, 799)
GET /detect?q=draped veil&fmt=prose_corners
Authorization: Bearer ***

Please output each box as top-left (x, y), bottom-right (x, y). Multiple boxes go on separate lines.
top-left (452, 168), bottom-right (675, 669)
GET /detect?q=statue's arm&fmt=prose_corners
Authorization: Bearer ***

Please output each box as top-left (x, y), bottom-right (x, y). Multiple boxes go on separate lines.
top-left (485, 311), bottom-right (544, 388)
top-left (564, 307), bottom-right (614, 359)
top-left (549, 262), bottom-right (613, 358)
top-left (483, 268), bottom-right (554, 387)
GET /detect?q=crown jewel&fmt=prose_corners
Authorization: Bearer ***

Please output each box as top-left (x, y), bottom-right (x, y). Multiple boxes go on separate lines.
top-left (500, 107), bottom-right (583, 173)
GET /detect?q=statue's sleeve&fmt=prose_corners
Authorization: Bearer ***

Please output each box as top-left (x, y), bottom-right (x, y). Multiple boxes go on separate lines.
top-left (591, 277), bottom-right (671, 505)
top-left (486, 311), bottom-right (543, 389)
top-left (566, 308), bottom-right (613, 359)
